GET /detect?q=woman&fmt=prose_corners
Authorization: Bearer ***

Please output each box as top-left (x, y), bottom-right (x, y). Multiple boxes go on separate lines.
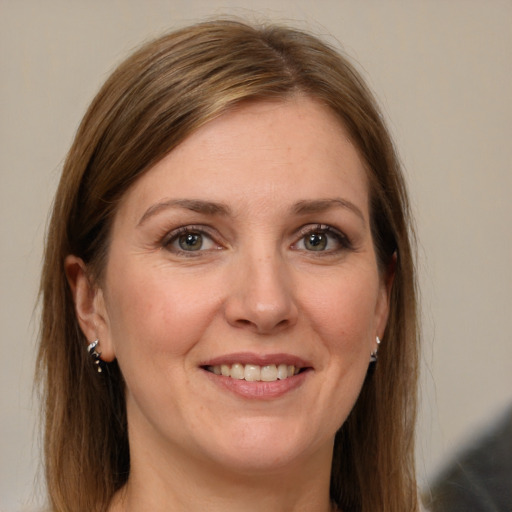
top-left (38, 20), bottom-right (419, 512)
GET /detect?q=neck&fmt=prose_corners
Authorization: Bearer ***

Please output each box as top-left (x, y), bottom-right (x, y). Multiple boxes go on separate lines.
top-left (109, 433), bottom-right (335, 512)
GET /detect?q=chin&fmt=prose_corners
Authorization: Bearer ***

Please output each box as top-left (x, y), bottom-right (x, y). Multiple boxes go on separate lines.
top-left (193, 416), bottom-right (332, 474)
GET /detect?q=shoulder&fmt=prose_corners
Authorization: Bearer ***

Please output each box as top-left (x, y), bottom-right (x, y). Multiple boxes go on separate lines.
top-left (424, 406), bottom-right (512, 511)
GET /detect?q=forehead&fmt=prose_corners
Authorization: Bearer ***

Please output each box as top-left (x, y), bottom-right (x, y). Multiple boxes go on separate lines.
top-left (116, 97), bottom-right (369, 223)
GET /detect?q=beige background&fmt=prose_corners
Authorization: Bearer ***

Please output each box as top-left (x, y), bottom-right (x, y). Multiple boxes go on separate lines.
top-left (1, 1), bottom-right (511, 509)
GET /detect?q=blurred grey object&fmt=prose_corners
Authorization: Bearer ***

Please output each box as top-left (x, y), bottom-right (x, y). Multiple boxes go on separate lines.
top-left (425, 405), bottom-right (512, 511)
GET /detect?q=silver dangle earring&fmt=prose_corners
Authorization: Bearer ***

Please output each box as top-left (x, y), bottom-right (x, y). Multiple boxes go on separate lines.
top-left (87, 339), bottom-right (104, 373)
top-left (370, 336), bottom-right (381, 364)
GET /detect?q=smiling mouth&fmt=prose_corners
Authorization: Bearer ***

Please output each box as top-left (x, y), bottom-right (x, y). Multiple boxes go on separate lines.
top-left (204, 363), bottom-right (305, 382)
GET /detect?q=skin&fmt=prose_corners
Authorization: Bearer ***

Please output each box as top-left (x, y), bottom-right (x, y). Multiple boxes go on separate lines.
top-left (67, 97), bottom-right (392, 512)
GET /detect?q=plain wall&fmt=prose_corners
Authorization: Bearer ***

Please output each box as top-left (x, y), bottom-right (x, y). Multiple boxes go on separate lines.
top-left (1, 1), bottom-right (511, 509)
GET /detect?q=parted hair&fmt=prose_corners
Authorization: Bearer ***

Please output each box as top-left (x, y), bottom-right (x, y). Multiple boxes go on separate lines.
top-left (38, 20), bottom-right (419, 512)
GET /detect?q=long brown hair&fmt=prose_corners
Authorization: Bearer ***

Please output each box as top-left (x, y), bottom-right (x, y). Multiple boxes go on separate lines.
top-left (37, 20), bottom-right (419, 512)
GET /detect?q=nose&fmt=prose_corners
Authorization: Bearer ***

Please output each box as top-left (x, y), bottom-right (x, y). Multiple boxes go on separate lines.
top-left (223, 250), bottom-right (299, 335)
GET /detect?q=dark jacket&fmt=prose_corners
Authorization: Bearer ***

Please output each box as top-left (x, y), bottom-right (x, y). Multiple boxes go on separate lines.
top-left (425, 406), bottom-right (512, 512)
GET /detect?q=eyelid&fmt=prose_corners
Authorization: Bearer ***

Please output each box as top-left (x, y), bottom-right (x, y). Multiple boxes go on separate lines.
top-left (162, 225), bottom-right (224, 254)
top-left (293, 223), bottom-right (352, 251)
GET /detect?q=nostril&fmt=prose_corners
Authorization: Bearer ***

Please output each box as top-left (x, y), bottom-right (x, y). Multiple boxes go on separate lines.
top-left (232, 317), bottom-right (290, 333)
top-left (224, 285), bottom-right (299, 333)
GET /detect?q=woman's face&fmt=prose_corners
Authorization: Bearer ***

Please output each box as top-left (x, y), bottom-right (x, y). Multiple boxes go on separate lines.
top-left (94, 98), bottom-right (391, 475)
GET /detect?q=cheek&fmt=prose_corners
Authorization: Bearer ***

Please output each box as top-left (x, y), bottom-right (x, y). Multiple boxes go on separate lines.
top-left (299, 269), bottom-right (380, 356)
top-left (104, 264), bottom-right (222, 362)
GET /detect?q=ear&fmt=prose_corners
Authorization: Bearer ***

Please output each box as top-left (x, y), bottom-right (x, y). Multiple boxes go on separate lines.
top-left (65, 255), bottom-right (116, 362)
top-left (374, 252), bottom-right (397, 342)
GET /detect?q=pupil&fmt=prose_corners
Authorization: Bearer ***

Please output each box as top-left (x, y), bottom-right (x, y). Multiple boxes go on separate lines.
top-left (307, 233), bottom-right (326, 250)
top-left (179, 233), bottom-right (202, 251)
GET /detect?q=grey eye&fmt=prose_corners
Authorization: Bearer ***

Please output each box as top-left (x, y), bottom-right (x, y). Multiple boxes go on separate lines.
top-left (304, 232), bottom-right (328, 251)
top-left (294, 225), bottom-right (351, 254)
top-left (178, 233), bottom-right (204, 251)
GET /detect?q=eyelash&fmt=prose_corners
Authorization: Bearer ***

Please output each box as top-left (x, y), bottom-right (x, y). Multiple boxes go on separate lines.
top-left (161, 224), bottom-right (352, 256)
top-left (162, 225), bottom-right (220, 256)
top-left (293, 224), bottom-right (353, 254)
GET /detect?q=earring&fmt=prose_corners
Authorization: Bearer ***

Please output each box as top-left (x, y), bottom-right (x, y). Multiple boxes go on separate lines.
top-left (370, 336), bottom-right (381, 364)
top-left (87, 339), bottom-right (104, 373)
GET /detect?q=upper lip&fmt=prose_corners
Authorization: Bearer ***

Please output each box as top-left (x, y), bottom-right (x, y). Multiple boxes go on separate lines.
top-left (199, 352), bottom-right (312, 369)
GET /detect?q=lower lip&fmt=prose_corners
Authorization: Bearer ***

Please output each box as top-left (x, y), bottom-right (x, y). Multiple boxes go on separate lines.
top-left (202, 369), bottom-right (310, 399)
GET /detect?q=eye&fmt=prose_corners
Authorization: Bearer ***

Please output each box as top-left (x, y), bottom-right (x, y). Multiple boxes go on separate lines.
top-left (293, 225), bottom-right (351, 253)
top-left (304, 232), bottom-right (329, 251)
top-left (164, 227), bottom-right (219, 254)
top-left (178, 232), bottom-right (204, 251)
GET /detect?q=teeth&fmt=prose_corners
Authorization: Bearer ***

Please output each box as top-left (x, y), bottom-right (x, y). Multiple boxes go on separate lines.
top-left (277, 363), bottom-right (288, 380)
top-left (207, 363), bottom-right (301, 381)
top-left (244, 364), bottom-right (260, 381)
top-left (231, 363), bottom-right (244, 380)
top-left (261, 365), bottom-right (277, 382)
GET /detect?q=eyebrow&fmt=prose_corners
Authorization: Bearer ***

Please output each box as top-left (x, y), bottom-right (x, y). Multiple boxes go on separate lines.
top-left (137, 199), bottom-right (231, 226)
top-left (293, 198), bottom-right (365, 222)
top-left (137, 197), bottom-right (365, 227)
